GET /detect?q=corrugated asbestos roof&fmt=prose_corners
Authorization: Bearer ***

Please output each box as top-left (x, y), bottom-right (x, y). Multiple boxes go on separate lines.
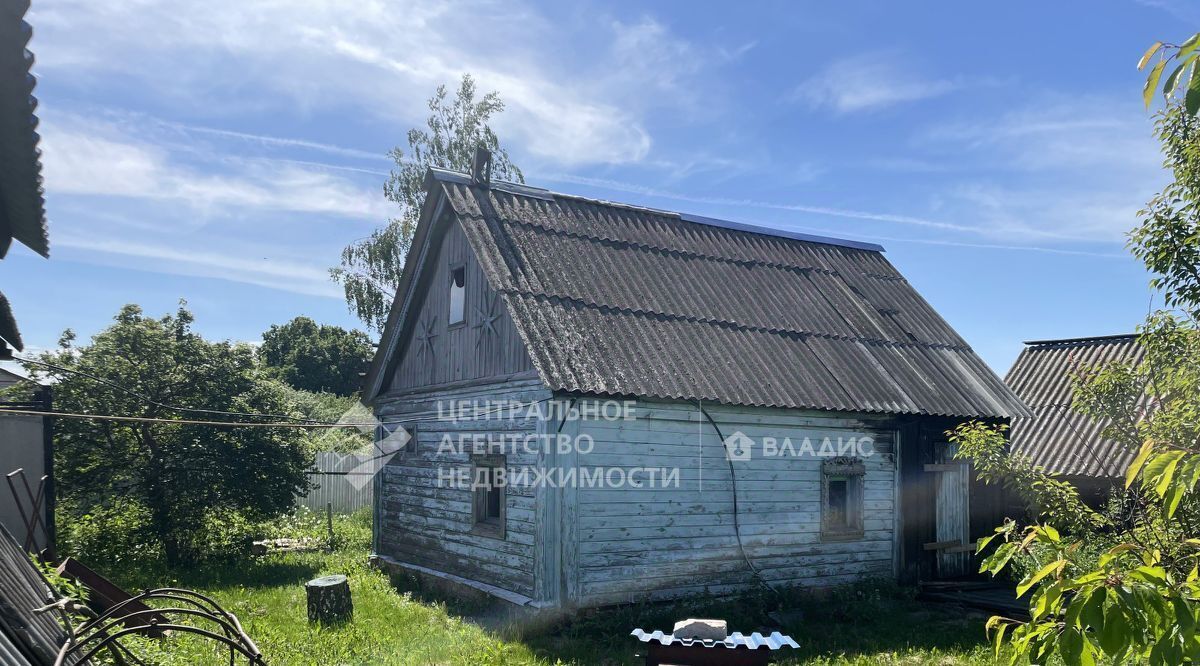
top-left (631, 628), bottom-right (799, 650)
top-left (421, 171), bottom-right (1027, 418)
top-left (0, 0), bottom-right (46, 260)
top-left (1005, 334), bottom-right (1143, 477)
top-left (0, 523), bottom-right (69, 665)
top-left (0, 0), bottom-right (46, 352)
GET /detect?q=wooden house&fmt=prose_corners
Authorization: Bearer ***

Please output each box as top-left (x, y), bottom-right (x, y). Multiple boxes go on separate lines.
top-left (361, 153), bottom-right (1029, 609)
top-left (1004, 334), bottom-right (1143, 504)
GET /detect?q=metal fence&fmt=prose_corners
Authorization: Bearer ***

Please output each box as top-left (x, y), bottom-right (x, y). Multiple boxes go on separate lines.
top-left (297, 451), bottom-right (373, 514)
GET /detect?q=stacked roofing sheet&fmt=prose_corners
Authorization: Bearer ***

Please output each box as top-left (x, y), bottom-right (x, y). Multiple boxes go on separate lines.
top-left (1006, 334), bottom-right (1144, 478)
top-left (631, 628), bottom-right (799, 651)
top-left (0, 0), bottom-right (47, 351)
top-left (0, 524), bottom-right (68, 665)
top-left (431, 172), bottom-right (1028, 419)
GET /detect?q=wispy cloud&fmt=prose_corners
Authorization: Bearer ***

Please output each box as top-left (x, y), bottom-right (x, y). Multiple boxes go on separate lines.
top-left (39, 111), bottom-right (390, 220)
top-left (30, 1), bottom-right (720, 167)
top-left (916, 95), bottom-right (1166, 241)
top-left (794, 53), bottom-right (958, 113)
top-left (54, 235), bottom-right (341, 298)
top-left (543, 172), bottom-right (1088, 242)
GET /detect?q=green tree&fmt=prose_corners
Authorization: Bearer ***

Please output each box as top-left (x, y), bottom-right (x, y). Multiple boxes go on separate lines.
top-left (331, 74), bottom-right (523, 331)
top-left (962, 47), bottom-right (1200, 665)
top-left (259, 316), bottom-right (373, 396)
top-left (1140, 33), bottom-right (1200, 116)
top-left (25, 304), bottom-right (312, 565)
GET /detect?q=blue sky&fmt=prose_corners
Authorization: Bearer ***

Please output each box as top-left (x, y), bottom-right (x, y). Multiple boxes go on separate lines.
top-left (5, 0), bottom-right (1195, 373)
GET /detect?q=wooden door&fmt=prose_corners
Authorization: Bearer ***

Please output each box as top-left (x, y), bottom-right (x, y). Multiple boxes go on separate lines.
top-left (933, 442), bottom-right (971, 578)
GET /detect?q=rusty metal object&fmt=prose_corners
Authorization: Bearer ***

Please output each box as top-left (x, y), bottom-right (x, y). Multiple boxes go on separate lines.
top-left (5, 468), bottom-right (48, 554)
top-left (49, 588), bottom-right (266, 665)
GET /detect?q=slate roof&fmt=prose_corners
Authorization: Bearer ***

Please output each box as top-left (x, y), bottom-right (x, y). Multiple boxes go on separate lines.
top-left (367, 169), bottom-right (1029, 419)
top-left (0, 0), bottom-right (47, 352)
top-left (0, 523), bottom-right (70, 665)
top-left (0, 0), bottom-right (46, 260)
top-left (1006, 334), bottom-right (1144, 478)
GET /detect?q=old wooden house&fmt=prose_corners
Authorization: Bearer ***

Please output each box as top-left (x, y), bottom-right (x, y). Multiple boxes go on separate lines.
top-left (361, 154), bottom-right (1029, 609)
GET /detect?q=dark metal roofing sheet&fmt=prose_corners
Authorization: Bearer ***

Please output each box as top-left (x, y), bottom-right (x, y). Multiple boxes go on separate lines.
top-left (1005, 334), bottom-right (1143, 477)
top-left (434, 176), bottom-right (1028, 418)
top-left (631, 628), bottom-right (799, 650)
top-left (0, 0), bottom-right (47, 259)
top-left (0, 291), bottom-right (21, 351)
top-left (0, 523), bottom-right (70, 665)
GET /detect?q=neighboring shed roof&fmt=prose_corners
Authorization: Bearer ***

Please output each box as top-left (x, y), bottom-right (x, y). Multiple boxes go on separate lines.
top-left (1005, 334), bottom-right (1143, 478)
top-left (367, 169), bottom-right (1029, 419)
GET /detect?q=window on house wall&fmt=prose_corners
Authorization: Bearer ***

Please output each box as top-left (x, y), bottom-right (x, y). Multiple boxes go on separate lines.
top-left (821, 457), bottom-right (864, 541)
top-left (471, 455), bottom-right (505, 537)
top-left (449, 265), bottom-right (466, 325)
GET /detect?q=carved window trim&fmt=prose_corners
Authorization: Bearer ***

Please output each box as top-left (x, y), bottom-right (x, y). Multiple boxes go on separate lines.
top-left (821, 456), bottom-right (865, 542)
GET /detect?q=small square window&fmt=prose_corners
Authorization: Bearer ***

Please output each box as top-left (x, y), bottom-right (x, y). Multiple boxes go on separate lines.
top-left (449, 266), bottom-right (466, 325)
top-left (471, 455), bottom-right (505, 538)
top-left (822, 458), bottom-right (865, 541)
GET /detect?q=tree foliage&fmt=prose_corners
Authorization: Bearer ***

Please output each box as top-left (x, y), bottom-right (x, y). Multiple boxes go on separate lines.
top-left (330, 74), bottom-right (523, 331)
top-left (1141, 34), bottom-right (1200, 116)
top-left (24, 304), bottom-right (312, 564)
top-left (963, 95), bottom-right (1200, 664)
top-left (259, 316), bottom-right (373, 396)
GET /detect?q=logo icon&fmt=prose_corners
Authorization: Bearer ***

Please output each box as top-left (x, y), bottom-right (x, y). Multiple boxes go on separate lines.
top-left (723, 431), bottom-right (755, 461)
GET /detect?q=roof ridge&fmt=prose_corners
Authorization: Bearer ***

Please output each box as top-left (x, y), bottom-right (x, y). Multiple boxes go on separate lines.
top-left (1023, 333), bottom-right (1140, 347)
top-left (500, 288), bottom-right (970, 352)
top-left (431, 169), bottom-right (886, 253)
top-left (468, 211), bottom-right (878, 279)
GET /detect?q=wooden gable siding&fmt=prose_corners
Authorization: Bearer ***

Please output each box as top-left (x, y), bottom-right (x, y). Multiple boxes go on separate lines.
top-left (374, 378), bottom-right (551, 601)
top-left (562, 400), bottom-right (899, 607)
top-left (386, 216), bottom-right (534, 394)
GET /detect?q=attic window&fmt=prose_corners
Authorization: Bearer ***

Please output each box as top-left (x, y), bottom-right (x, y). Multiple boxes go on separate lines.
top-left (449, 265), bottom-right (466, 325)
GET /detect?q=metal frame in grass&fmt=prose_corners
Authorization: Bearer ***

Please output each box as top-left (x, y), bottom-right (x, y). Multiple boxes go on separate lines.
top-left (48, 587), bottom-right (265, 666)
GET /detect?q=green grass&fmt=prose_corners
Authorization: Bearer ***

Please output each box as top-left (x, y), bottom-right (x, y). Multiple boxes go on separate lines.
top-left (95, 512), bottom-right (1001, 665)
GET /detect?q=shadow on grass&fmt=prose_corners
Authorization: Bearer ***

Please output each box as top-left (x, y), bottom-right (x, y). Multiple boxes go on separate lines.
top-left (105, 553), bottom-right (323, 594)
top-left (383, 576), bottom-right (992, 665)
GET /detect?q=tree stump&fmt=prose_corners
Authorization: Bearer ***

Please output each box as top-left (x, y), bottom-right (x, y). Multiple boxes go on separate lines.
top-left (305, 575), bottom-right (352, 624)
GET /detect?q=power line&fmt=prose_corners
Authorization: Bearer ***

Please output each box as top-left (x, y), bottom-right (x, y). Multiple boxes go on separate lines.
top-left (15, 355), bottom-right (329, 424)
top-left (0, 408), bottom-right (384, 429)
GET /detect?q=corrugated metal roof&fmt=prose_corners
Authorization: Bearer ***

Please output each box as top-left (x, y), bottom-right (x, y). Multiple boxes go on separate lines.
top-left (429, 174), bottom-right (1028, 418)
top-left (1005, 334), bottom-right (1143, 478)
top-left (631, 628), bottom-right (799, 650)
top-left (0, 0), bottom-right (47, 260)
top-left (0, 523), bottom-right (69, 665)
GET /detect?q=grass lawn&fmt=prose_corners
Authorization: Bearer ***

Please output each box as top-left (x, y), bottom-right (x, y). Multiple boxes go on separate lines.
top-left (99, 513), bottom-right (1002, 665)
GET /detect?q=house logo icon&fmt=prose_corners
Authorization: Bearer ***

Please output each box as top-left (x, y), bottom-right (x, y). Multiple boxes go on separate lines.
top-left (723, 431), bottom-right (755, 461)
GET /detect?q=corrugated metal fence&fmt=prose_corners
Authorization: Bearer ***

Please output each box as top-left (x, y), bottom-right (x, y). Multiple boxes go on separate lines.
top-left (298, 452), bottom-right (373, 514)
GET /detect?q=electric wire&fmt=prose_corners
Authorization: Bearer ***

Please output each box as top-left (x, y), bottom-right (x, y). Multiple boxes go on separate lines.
top-left (15, 355), bottom-right (328, 424)
top-left (697, 402), bottom-right (781, 596)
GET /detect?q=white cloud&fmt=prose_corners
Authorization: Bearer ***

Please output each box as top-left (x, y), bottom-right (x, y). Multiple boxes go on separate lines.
top-left (53, 235), bottom-right (341, 298)
top-left (917, 96), bottom-right (1167, 241)
top-left (28, 0), bottom-right (713, 166)
top-left (39, 111), bottom-right (390, 220)
top-left (795, 53), bottom-right (958, 113)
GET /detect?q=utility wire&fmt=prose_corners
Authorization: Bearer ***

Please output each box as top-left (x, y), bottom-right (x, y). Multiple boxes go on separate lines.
top-left (0, 408), bottom-right (382, 429)
top-left (15, 355), bottom-right (328, 424)
top-left (697, 403), bottom-right (780, 596)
